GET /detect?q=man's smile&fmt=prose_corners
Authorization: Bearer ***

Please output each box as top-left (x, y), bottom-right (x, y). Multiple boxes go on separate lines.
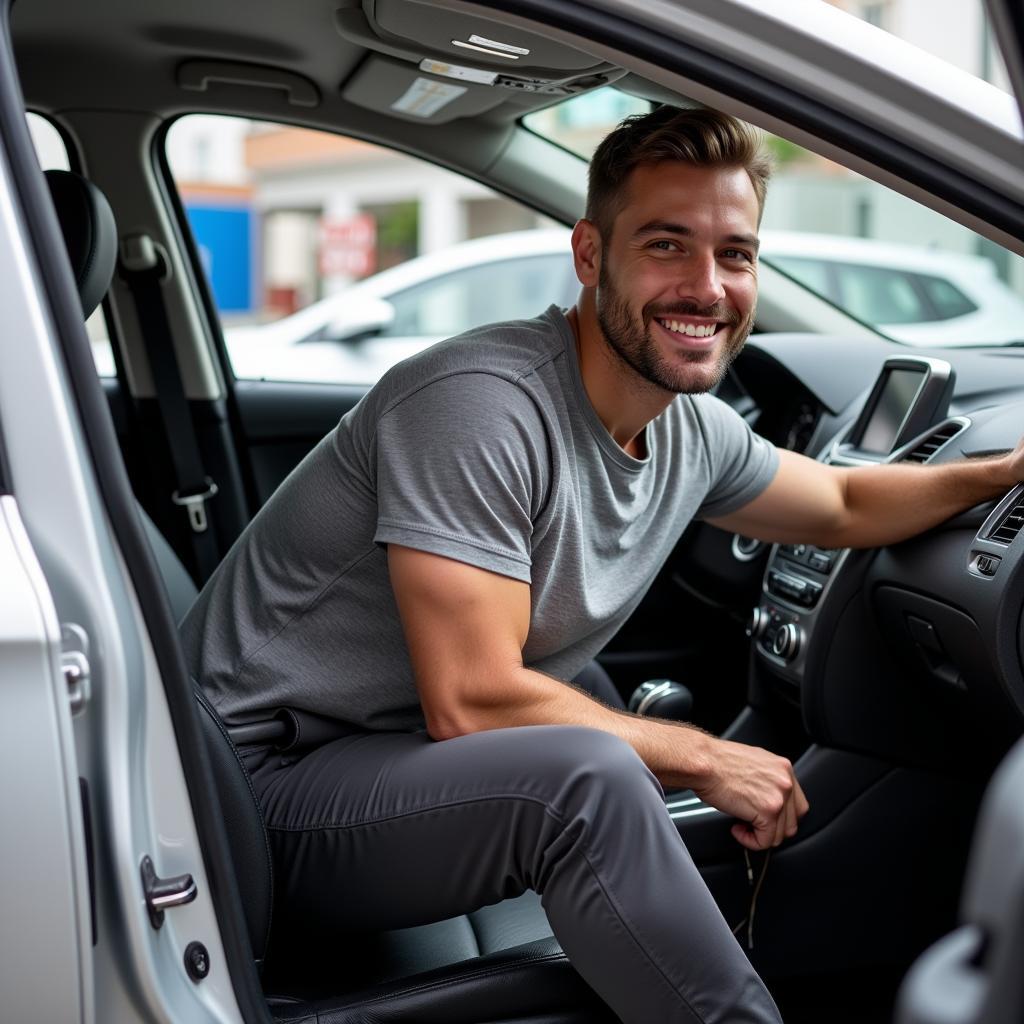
top-left (652, 315), bottom-right (725, 349)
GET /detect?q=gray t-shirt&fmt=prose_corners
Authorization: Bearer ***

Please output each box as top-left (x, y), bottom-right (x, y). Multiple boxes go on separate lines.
top-left (180, 307), bottom-right (778, 731)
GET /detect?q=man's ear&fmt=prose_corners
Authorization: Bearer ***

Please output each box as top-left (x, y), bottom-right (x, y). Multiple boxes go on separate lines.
top-left (571, 219), bottom-right (602, 288)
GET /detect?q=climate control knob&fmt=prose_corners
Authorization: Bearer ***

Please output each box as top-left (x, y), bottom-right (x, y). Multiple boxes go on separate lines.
top-left (746, 607), bottom-right (768, 639)
top-left (771, 623), bottom-right (802, 660)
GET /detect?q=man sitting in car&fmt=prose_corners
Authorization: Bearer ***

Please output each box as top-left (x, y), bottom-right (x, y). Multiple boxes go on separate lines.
top-left (181, 105), bottom-right (1024, 1024)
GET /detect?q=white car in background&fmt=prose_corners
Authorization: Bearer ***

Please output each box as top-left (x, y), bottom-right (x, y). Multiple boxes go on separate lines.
top-left (760, 230), bottom-right (1024, 346)
top-left (224, 229), bottom-right (580, 384)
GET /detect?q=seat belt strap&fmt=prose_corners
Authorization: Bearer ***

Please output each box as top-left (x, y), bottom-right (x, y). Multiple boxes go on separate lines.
top-left (119, 233), bottom-right (220, 582)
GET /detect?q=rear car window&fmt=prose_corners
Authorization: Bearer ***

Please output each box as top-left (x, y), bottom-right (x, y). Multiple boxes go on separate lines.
top-left (832, 263), bottom-right (926, 325)
top-left (915, 273), bottom-right (978, 320)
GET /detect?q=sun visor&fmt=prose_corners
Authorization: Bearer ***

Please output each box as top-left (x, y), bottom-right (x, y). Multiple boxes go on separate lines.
top-left (342, 55), bottom-right (505, 123)
top-left (372, 0), bottom-right (596, 72)
top-left (336, 0), bottom-right (619, 95)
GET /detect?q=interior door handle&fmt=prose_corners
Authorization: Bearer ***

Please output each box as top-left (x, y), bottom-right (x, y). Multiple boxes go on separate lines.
top-left (140, 855), bottom-right (198, 930)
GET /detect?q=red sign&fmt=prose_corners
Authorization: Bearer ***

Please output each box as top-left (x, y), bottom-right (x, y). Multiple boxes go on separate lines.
top-left (319, 214), bottom-right (377, 277)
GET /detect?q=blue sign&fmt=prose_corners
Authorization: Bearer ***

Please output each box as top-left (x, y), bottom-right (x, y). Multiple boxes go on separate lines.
top-left (185, 203), bottom-right (255, 313)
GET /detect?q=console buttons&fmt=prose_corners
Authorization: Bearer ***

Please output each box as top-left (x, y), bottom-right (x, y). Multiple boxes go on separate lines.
top-left (767, 570), bottom-right (823, 607)
top-left (746, 607), bottom-right (769, 639)
top-left (808, 552), bottom-right (834, 574)
top-left (970, 552), bottom-right (1001, 578)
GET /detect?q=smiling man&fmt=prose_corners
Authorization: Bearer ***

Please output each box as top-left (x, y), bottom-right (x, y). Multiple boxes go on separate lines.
top-left (182, 105), bottom-right (1024, 1024)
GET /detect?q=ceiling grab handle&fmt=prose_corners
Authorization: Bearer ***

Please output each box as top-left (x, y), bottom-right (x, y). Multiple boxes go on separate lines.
top-left (177, 59), bottom-right (320, 107)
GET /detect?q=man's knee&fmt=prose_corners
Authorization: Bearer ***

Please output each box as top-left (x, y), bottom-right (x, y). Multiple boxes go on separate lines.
top-left (531, 726), bottom-right (663, 809)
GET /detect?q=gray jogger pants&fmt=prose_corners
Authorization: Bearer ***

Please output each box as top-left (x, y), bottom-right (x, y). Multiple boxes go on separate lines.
top-left (244, 724), bottom-right (783, 1024)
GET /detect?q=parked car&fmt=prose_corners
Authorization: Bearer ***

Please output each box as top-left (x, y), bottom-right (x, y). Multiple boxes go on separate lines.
top-left (224, 228), bottom-right (581, 384)
top-left (760, 231), bottom-right (1024, 345)
top-left (2, 1), bottom-right (1024, 1023)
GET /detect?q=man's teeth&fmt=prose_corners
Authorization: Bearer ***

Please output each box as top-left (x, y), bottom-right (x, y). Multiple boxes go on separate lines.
top-left (660, 319), bottom-right (717, 338)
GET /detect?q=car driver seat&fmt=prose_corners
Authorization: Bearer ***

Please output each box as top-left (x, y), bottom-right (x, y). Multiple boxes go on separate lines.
top-left (44, 168), bottom-right (619, 1022)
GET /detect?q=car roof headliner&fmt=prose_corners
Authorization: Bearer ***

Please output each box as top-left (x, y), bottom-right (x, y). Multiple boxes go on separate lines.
top-left (10, 0), bottom-right (623, 147)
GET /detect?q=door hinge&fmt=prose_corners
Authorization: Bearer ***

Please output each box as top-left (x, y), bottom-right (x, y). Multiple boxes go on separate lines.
top-left (141, 856), bottom-right (198, 930)
top-left (60, 623), bottom-right (91, 716)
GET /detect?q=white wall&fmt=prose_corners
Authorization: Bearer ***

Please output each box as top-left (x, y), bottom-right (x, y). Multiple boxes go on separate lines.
top-left (165, 115), bottom-right (251, 185)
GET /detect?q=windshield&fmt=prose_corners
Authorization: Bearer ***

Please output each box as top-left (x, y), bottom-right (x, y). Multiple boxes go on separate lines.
top-left (524, 87), bottom-right (1024, 348)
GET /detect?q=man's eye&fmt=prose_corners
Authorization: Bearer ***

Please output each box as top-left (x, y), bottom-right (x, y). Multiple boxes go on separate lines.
top-left (722, 248), bottom-right (754, 262)
top-left (650, 239), bottom-right (679, 251)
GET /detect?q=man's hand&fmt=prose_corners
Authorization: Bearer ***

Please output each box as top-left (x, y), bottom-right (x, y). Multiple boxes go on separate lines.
top-left (690, 737), bottom-right (809, 851)
top-left (1002, 434), bottom-right (1024, 484)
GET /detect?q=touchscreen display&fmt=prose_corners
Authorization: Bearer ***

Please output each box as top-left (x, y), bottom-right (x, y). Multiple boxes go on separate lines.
top-left (859, 368), bottom-right (926, 455)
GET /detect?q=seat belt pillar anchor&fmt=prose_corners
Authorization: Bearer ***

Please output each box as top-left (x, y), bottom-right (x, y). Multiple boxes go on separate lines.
top-left (172, 479), bottom-right (219, 534)
top-left (119, 233), bottom-right (169, 278)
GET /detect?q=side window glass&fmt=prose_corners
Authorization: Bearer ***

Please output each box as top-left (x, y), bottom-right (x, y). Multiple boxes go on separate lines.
top-left (27, 114), bottom-right (115, 377)
top-left (384, 253), bottom-right (575, 339)
top-left (915, 273), bottom-right (978, 320)
top-left (164, 116), bottom-right (562, 385)
top-left (832, 263), bottom-right (925, 325)
top-left (766, 256), bottom-right (835, 303)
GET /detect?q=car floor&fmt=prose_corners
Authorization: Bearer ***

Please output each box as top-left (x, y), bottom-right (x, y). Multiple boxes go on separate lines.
top-left (772, 967), bottom-right (904, 1023)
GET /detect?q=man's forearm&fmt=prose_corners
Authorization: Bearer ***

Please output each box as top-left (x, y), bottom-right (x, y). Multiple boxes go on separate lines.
top-left (439, 663), bottom-right (809, 849)
top-left (436, 664), bottom-right (715, 790)
top-left (833, 454), bottom-right (1016, 549)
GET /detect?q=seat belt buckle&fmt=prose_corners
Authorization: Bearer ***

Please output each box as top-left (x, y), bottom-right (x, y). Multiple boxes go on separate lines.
top-left (172, 478), bottom-right (219, 533)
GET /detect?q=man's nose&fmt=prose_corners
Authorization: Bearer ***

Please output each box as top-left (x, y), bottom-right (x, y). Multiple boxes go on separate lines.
top-left (676, 254), bottom-right (726, 308)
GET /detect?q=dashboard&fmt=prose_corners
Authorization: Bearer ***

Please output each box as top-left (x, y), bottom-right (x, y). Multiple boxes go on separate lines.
top-left (718, 333), bottom-right (1024, 775)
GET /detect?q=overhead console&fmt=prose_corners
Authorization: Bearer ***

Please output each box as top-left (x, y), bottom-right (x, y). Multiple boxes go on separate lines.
top-left (335, 0), bottom-right (623, 122)
top-left (749, 356), bottom-right (965, 693)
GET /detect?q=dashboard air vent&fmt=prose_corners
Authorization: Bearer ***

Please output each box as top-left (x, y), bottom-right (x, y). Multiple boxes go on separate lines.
top-left (902, 421), bottom-right (965, 463)
top-left (989, 498), bottom-right (1024, 545)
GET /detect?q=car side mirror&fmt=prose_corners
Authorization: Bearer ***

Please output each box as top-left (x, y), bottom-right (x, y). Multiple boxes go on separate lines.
top-left (322, 296), bottom-right (395, 343)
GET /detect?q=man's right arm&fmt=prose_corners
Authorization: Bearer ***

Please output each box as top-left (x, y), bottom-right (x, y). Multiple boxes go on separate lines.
top-left (388, 544), bottom-right (809, 851)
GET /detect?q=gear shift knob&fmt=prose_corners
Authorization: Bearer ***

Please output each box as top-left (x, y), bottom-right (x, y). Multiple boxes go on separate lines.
top-left (628, 679), bottom-right (694, 721)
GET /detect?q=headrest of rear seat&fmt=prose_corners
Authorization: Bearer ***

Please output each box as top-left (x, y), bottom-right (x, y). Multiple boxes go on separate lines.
top-left (44, 169), bottom-right (117, 319)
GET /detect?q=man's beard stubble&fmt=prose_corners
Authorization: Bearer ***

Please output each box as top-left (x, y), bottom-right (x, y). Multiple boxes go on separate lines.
top-left (595, 262), bottom-right (753, 396)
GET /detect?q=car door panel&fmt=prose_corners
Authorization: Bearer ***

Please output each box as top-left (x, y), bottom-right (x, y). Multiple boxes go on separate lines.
top-left (233, 380), bottom-right (369, 504)
top-left (0, 496), bottom-right (91, 1024)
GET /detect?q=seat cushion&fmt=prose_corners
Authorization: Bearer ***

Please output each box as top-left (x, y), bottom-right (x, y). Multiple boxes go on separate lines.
top-left (265, 936), bottom-right (619, 1023)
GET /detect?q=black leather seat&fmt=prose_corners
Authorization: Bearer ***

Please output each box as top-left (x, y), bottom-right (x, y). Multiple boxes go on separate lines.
top-left (46, 168), bottom-right (618, 1022)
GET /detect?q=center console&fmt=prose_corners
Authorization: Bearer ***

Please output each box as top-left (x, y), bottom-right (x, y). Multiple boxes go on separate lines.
top-left (748, 356), bottom-right (956, 694)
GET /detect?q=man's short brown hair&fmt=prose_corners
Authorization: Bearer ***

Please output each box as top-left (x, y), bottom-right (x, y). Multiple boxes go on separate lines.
top-left (585, 105), bottom-right (773, 238)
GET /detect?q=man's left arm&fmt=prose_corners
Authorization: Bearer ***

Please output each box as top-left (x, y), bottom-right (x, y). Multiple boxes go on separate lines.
top-left (709, 441), bottom-right (1024, 549)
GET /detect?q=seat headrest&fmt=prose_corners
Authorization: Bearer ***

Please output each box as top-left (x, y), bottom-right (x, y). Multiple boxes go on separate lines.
top-left (44, 169), bottom-right (117, 320)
